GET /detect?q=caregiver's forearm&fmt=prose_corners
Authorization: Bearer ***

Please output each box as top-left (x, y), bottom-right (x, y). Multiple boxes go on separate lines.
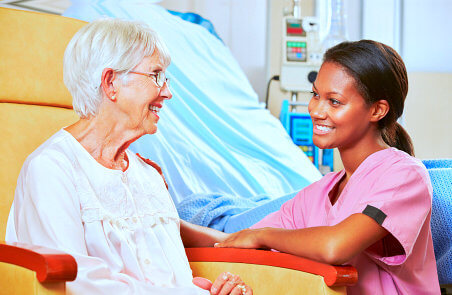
top-left (180, 220), bottom-right (229, 247)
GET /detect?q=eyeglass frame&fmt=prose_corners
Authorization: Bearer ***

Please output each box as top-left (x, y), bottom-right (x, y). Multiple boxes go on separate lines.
top-left (128, 71), bottom-right (170, 88)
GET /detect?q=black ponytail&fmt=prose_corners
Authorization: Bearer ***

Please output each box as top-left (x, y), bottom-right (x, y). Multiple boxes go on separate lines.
top-left (324, 40), bottom-right (415, 156)
top-left (382, 122), bottom-right (414, 156)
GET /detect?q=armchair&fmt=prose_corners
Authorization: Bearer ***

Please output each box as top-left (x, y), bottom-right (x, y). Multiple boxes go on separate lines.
top-left (0, 7), bottom-right (357, 294)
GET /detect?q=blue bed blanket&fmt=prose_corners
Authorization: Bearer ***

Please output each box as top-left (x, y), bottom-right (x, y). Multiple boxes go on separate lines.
top-left (423, 159), bottom-right (452, 285)
top-left (63, 1), bottom-right (321, 230)
top-left (177, 191), bottom-right (297, 232)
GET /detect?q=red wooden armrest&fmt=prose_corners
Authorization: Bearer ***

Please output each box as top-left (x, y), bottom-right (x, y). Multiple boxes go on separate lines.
top-left (186, 247), bottom-right (357, 287)
top-left (0, 241), bottom-right (77, 283)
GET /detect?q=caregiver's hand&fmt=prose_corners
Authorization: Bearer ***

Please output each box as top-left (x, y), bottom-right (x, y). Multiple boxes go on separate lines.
top-left (214, 228), bottom-right (264, 249)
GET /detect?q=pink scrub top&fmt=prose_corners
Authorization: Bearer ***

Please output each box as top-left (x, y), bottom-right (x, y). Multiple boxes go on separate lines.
top-left (251, 148), bottom-right (440, 295)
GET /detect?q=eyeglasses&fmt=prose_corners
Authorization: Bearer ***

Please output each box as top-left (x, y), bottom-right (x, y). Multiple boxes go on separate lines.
top-left (128, 71), bottom-right (170, 88)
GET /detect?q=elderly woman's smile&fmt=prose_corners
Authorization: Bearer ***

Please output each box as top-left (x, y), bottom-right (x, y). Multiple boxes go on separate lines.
top-left (148, 104), bottom-right (161, 115)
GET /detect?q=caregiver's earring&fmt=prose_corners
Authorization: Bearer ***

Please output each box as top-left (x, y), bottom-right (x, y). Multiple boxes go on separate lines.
top-left (111, 90), bottom-right (117, 101)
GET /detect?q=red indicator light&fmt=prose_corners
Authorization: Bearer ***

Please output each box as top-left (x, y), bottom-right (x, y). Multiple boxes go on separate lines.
top-left (287, 28), bottom-right (303, 35)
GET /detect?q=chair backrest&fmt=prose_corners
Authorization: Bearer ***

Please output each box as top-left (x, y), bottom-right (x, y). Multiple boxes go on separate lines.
top-left (0, 8), bottom-right (85, 239)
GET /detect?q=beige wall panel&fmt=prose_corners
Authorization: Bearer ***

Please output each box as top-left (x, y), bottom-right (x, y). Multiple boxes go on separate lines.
top-left (405, 72), bottom-right (452, 159)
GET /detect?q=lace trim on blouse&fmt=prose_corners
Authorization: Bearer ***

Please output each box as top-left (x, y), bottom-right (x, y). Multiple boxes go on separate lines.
top-left (81, 208), bottom-right (179, 229)
top-left (73, 154), bottom-right (178, 228)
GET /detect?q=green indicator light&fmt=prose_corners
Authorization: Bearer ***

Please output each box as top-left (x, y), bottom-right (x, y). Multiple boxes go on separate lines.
top-left (301, 42), bottom-right (306, 48)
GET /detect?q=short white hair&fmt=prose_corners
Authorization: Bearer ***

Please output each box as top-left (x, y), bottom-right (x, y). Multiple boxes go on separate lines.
top-left (63, 18), bottom-right (171, 118)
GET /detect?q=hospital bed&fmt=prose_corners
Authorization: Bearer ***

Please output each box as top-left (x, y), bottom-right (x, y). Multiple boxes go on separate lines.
top-left (0, 6), bottom-right (356, 295)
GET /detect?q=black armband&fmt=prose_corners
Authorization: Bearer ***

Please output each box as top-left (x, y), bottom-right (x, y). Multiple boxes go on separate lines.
top-left (362, 205), bottom-right (387, 225)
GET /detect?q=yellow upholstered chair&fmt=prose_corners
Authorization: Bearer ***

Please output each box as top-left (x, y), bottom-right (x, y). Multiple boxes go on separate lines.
top-left (0, 7), bottom-right (356, 294)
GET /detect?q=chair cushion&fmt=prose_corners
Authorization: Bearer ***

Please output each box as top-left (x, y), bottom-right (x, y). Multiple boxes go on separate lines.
top-left (0, 103), bottom-right (77, 238)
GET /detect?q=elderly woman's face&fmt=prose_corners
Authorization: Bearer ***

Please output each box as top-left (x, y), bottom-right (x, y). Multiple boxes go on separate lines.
top-left (114, 52), bottom-right (172, 135)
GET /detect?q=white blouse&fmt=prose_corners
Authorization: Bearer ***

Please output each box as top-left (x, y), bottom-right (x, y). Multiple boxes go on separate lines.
top-left (6, 130), bottom-right (208, 295)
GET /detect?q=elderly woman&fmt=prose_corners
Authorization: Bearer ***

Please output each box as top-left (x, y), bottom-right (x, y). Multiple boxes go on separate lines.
top-left (6, 18), bottom-right (251, 295)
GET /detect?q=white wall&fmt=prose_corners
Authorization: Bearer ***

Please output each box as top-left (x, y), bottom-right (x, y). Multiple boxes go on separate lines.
top-left (403, 1), bottom-right (452, 158)
top-left (159, 0), bottom-right (268, 99)
top-left (361, 0), bottom-right (452, 158)
top-left (405, 73), bottom-right (452, 159)
top-left (403, 0), bottom-right (452, 72)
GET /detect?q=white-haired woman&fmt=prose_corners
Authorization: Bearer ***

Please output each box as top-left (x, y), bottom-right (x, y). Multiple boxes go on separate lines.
top-left (6, 18), bottom-right (251, 295)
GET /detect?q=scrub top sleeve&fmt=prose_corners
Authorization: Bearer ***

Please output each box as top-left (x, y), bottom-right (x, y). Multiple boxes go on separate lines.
top-left (359, 163), bottom-right (432, 265)
top-left (250, 190), bottom-right (304, 230)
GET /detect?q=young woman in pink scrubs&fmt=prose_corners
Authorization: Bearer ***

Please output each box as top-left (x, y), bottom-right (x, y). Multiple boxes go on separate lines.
top-left (215, 40), bottom-right (440, 294)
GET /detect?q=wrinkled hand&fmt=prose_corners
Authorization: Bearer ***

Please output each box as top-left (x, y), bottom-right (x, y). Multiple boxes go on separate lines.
top-left (193, 277), bottom-right (213, 291)
top-left (214, 228), bottom-right (263, 249)
top-left (193, 272), bottom-right (253, 295)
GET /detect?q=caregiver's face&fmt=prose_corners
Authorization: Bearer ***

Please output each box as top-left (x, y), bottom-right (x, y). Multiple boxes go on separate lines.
top-left (308, 62), bottom-right (374, 151)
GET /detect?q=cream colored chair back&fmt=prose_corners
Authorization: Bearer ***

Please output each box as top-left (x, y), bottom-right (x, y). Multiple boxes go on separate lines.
top-left (0, 8), bottom-right (85, 238)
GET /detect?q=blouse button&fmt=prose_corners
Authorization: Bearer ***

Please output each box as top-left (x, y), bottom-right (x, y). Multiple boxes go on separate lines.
top-left (144, 259), bottom-right (150, 264)
top-left (121, 174), bottom-right (128, 183)
top-left (132, 217), bottom-right (138, 223)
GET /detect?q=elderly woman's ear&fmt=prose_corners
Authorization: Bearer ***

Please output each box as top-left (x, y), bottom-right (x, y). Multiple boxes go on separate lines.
top-left (101, 68), bottom-right (118, 102)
